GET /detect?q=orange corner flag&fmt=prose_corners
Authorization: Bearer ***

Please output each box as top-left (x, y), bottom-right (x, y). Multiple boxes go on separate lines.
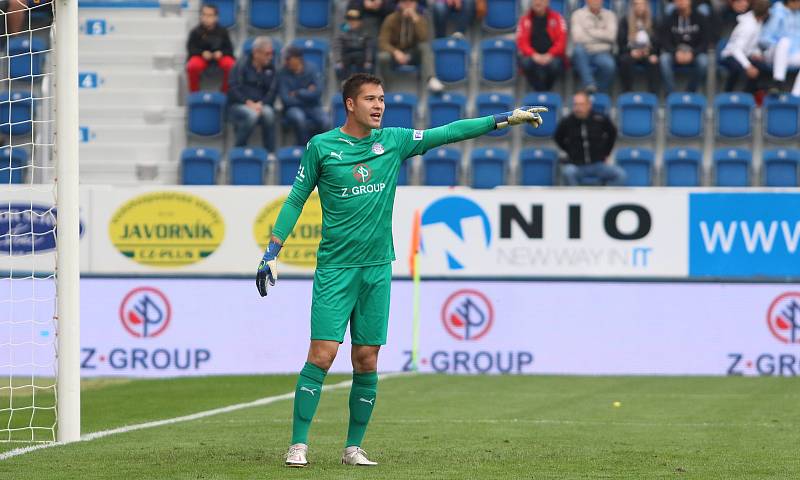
top-left (409, 209), bottom-right (421, 277)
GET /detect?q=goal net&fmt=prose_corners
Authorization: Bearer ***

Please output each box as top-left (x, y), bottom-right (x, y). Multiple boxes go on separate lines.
top-left (0, 0), bottom-right (79, 443)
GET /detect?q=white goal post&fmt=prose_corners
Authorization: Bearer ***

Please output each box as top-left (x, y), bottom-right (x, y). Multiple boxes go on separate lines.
top-left (55, 0), bottom-right (80, 444)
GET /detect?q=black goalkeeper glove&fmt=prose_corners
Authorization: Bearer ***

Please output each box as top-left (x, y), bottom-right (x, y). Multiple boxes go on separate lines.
top-left (256, 240), bottom-right (282, 297)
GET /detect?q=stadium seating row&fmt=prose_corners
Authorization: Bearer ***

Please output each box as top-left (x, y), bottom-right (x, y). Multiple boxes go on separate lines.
top-left (186, 90), bottom-right (800, 141)
top-left (178, 145), bottom-right (800, 188)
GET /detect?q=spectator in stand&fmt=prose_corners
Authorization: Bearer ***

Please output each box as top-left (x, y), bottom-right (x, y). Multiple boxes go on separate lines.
top-left (617, 0), bottom-right (660, 92)
top-left (718, 0), bottom-right (751, 39)
top-left (516, 0), bottom-right (567, 92)
top-left (378, 0), bottom-right (445, 92)
top-left (570, 0), bottom-right (617, 93)
top-left (334, 9), bottom-right (376, 81)
top-left (227, 37), bottom-right (278, 152)
top-left (659, 0), bottom-right (709, 93)
top-left (432, 0), bottom-right (475, 38)
top-left (186, 4), bottom-right (236, 93)
top-left (348, 0), bottom-right (397, 39)
top-left (720, 0), bottom-right (770, 92)
top-left (278, 47), bottom-right (331, 145)
top-left (760, 0), bottom-right (800, 96)
top-left (554, 91), bottom-right (624, 186)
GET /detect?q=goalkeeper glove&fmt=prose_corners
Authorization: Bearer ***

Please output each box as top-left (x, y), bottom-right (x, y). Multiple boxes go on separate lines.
top-left (256, 240), bottom-right (282, 297)
top-left (493, 106), bottom-right (548, 129)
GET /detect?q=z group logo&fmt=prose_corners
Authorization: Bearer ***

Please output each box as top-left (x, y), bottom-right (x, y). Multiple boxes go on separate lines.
top-left (441, 289), bottom-right (494, 341)
top-left (119, 287), bottom-right (172, 338)
top-left (767, 292), bottom-right (800, 344)
top-left (352, 163), bottom-right (372, 183)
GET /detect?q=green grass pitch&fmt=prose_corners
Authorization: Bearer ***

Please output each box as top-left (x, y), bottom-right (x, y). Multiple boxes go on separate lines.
top-left (1, 374), bottom-right (798, 479)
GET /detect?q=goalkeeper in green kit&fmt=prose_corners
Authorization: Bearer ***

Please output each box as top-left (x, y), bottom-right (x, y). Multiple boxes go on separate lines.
top-left (256, 73), bottom-right (546, 468)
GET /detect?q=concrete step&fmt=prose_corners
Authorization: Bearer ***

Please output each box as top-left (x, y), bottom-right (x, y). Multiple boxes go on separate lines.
top-left (80, 163), bottom-right (180, 185)
top-left (78, 70), bottom-right (180, 90)
top-left (80, 106), bottom-right (186, 125)
top-left (79, 88), bottom-right (178, 108)
top-left (80, 51), bottom-right (181, 69)
top-left (79, 35), bottom-right (185, 55)
top-left (78, 15), bottom-right (188, 37)
top-left (80, 124), bottom-right (174, 145)
top-left (80, 143), bottom-right (174, 164)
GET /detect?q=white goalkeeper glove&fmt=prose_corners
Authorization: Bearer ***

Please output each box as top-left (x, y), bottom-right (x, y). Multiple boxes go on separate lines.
top-left (493, 106), bottom-right (548, 129)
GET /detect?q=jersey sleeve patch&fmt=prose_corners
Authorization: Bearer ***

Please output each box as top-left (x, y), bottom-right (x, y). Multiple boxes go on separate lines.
top-left (413, 129), bottom-right (424, 141)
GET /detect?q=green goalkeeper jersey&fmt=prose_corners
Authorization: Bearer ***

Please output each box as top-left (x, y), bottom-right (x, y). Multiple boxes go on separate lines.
top-left (271, 116), bottom-right (496, 268)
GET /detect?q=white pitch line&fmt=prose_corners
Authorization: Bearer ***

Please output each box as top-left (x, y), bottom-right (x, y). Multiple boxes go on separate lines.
top-left (0, 372), bottom-right (410, 461)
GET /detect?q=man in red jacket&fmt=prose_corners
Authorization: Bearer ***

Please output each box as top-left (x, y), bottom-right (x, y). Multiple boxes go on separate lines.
top-left (516, 0), bottom-right (567, 91)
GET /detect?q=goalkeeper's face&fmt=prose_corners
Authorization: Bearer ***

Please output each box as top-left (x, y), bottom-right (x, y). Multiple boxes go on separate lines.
top-left (348, 83), bottom-right (385, 130)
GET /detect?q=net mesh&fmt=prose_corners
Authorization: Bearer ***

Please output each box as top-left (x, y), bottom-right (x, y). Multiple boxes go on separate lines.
top-left (0, 0), bottom-right (58, 443)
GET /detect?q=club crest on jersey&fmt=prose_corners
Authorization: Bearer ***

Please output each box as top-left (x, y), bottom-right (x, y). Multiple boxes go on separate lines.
top-left (371, 143), bottom-right (384, 155)
top-left (352, 163), bottom-right (372, 183)
top-left (413, 130), bottom-right (424, 141)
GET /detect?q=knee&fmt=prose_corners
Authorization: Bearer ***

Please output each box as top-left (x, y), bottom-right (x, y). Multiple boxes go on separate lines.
top-left (218, 56), bottom-right (236, 71)
top-left (597, 54), bottom-right (616, 73)
top-left (432, 2), bottom-right (447, 18)
top-left (695, 54), bottom-right (709, 71)
top-left (352, 349), bottom-right (379, 372)
top-left (286, 108), bottom-right (306, 125)
top-left (186, 56), bottom-right (205, 74)
top-left (308, 350), bottom-right (337, 371)
top-left (260, 106), bottom-right (276, 124)
top-left (659, 53), bottom-right (672, 68)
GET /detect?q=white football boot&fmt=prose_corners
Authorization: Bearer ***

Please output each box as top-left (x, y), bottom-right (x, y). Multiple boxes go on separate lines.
top-left (285, 443), bottom-right (308, 468)
top-left (341, 446), bottom-right (378, 466)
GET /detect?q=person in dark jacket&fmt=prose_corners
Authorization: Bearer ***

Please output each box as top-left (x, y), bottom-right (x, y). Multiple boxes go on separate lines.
top-left (186, 4), bottom-right (236, 92)
top-left (617, 0), bottom-right (659, 92)
top-left (554, 91), bottom-right (624, 186)
top-left (348, 0), bottom-right (397, 39)
top-left (658, 0), bottom-right (710, 93)
top-left (333, 9), bottom-right (375, 81)
top-left (227, 37), bottom-right (278, 151)
top-left (278, 47), bottom-right (331, 145)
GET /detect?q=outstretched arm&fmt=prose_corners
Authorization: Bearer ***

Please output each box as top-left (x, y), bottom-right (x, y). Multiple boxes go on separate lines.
top-left (403, 107), bottom-right (547, 157)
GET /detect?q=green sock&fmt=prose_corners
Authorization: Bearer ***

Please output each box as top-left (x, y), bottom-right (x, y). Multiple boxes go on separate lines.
top-left (291, 362), bottom-right (327, 445)
top-left (345, 371), bottom-right (378, 447)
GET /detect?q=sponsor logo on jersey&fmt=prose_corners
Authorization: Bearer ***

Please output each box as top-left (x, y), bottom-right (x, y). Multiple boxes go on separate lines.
top-left (413, 130), bottom-right (424, 141)
top-left (109, 191), bottom-right (225, 267)
top-left (371, 143), bottom-right (384, 155)
top-left (353, 163), bottom-right (372, 183)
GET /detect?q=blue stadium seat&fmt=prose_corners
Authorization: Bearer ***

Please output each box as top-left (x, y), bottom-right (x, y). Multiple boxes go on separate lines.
top-left (475, 92), bottom-right (513, 137)
top-left (8, 36), bottom-right (46, 79)
top-left (0, 92), bottom-right (32, 136)
top-left (0, 146), bottom-right (28, 184)
top-left (483, 0), bottom-right (517, 30)
top-left (187, 92), bottom-right (226, 136)
top-left (229, 147), bottom-right (268, 185)
top-left (297, 0), bottom-right (331, 29)
top-left (471, 147), bottom-right (508, 188)
top-left (519, 147), bottom-right (558, 185)
top-left (398, 159), bottom-right (410, 186)
top-left (428, 92), bottom-right (466, 128)
top-left (763, 148), bottom-right (800, 186)
top-left (549, 0), bottom-right (565, 14)
top-left (181, 147), bottom-right (220, 185)
top-left (205, 0), bottom-right (237, 28)
top-left (715, 92), bottom-right (754, 139)
top-left (763, 94), bottom-right (800, 141)
top-left (713, 147), bottom-right (751, 187)
top-left (277, 146), bottom-right (305, 185)
top-left (615, 147), bottom-right (654, 186)
top-left (521, 92), bottom-right (560, 138)
top-left (383, 92), bottom-right (417, 128)
top-left (577, 0), bottom-right (613, 9)
top-left (617, 92), bottom-right (657, 138)
top-left (249, 0), bottom-right (283, 29)
top-left (423, 147), bottom-right (461, 186)
top-left (432, 37), bottom-right (470, 83)
top-left (663, 147), bottom-right (702, 186)
top-left (331, 96), bottom-right (346, 127)
top-left (667, 92), bottom-right (706, 138)
top-left (291, 38), bottom-right (329, 73)
top-left (589, 93), bottom-right (610, 115)
top-left (480, 38), bottom-right (516, 82)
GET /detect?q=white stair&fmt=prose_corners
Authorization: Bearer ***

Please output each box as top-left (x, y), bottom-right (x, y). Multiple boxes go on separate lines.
top-left (78, 16), bottom-right (188, 36)
top-left (80, 89), bottom-right (178, 108)
top-left (80, 124), bottom-right (174, 145)
top-left (79, 36), bottom-right (185, 55)
top-left (78, 70), bottom-right (179, 90)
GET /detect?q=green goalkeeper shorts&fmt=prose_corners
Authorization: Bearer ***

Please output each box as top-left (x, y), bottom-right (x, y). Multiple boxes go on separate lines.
top-left (310, 263), bottom-right (392, 345)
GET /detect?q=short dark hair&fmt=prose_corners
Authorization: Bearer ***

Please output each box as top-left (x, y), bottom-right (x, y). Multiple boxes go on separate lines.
top-left (341, 73), bottom-right (383, 107)
top-left (201, 4), bottom-right (219, 14)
